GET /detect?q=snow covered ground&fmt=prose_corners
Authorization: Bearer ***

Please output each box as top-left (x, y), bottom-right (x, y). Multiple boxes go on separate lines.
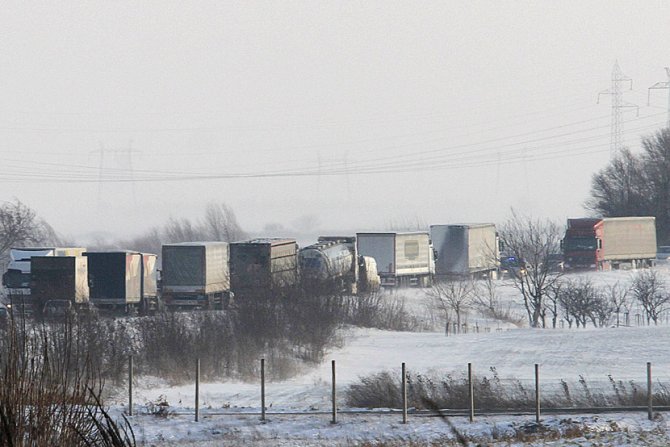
top-left (114, 268), bottom-right (670, 445)
top-left (124, 411), bottom-right (670, 446)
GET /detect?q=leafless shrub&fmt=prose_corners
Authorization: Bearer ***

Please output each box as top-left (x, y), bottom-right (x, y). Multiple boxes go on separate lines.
top-left (134, 290), bottom-right (355, 382)
top-left (558, 278), bottom-right (611, 328)
top-left (343, 293), bottom-right (425, 332)
top-left (631, 269), bottom-right (670, 325)
top-left (346, 369), bottom-right (670, 410)
top-left (100, 201), bottom-right (248, 255)
top-left (605, 281), bottom-right (631, 327)
top-left (0, 199), bottom-right (61, 270)
top-left (0, 313), bottom-right (134, 447)
top-left (428, 279), bottom-right (475, 334)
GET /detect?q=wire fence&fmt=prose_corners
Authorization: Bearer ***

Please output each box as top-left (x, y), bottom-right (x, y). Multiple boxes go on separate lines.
top-left (124, 357), bottom-right (669, 425)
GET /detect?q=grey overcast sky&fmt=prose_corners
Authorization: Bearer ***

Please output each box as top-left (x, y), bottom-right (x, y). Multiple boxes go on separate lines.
top-left (1, 1), bottom-right (669, 241)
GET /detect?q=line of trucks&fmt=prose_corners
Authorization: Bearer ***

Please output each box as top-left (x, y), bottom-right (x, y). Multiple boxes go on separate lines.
top-left (0, 217), bottom-right (661, 316)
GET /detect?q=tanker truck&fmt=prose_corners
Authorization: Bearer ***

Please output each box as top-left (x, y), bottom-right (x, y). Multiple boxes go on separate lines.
top-left (298, 236), bottom-right (380, 294)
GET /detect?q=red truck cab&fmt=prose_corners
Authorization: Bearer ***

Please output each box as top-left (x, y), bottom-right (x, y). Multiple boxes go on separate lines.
top-left (562, 218), bottom-right (601, 270)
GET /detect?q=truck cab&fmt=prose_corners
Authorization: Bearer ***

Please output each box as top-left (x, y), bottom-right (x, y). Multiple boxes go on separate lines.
top-left (562, 218), bottom-right (600, 270)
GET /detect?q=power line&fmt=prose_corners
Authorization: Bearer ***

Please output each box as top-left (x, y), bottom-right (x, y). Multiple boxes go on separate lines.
top-left (0, 117), bottom-right (664, 184)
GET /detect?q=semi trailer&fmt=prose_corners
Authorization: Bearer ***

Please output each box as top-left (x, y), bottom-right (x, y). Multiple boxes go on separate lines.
top-left (161, 242), bottom-right (231, 309)
top-left (356, 231), bottom-right (433, 287)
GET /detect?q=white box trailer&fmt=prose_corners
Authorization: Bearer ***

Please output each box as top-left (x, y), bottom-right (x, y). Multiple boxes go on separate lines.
top-left (161, 242), bottom-right (230, 309)
top-left (596, 217), bottom-right (657, 268)
top-left (356, 232), bottom-right (433, 287)
top-left (430, 224), bottom-right (499, 277)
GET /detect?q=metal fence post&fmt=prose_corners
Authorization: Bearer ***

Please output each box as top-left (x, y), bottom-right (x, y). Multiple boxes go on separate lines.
top-left (261, 358), bottom-right (266, 422)
top-left (402, 362), bottom-right (407, 424)
top-left (535, 363), bottom-right (540, 424)
top-left (331, 360), bottom-right (337, 424)
top-left (468, 363), bottom-right (474, 422)
top-left (647, 362), bottom-right (653, 420)
top-left (195, 358), bottom-right (200, 422)
top-left (128, 355), bottom-right (133, 416)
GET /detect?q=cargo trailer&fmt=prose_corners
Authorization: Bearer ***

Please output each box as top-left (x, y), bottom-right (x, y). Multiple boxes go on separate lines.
top-left (430, 224), bottom-right (499, 278)
top-left (31, 255), bottom-right (89, 316)
top-left (2, 247), bottom-right (86, 312)
top-left (356, 232), bottom-right (433, 287)
top-left (85, 251), bottom-right (158, 312)
top-left (230, 238), bottom-right (298, 296)
top-left (161, 242), bottom-right (231, 309)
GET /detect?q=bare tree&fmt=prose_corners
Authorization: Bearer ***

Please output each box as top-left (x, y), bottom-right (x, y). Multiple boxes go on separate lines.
top-left (429, 279), bottom-right (475, 334)
top-left (586, 147), bottom-right (650, 220)
top-left (472, 275), bottom-right (499, 317)
top-left (604, 281), bottom-right (630, 327)
top-left (163, 217), bottom-right (203, 243)
top-left (591, 291), bottom-right (614, 328)
top-left (544, 279), bottom-right (563, 329)
top-left (0, 200), bottom-right (59, 267)
top-left (586, 128), bottom-right (670, 244)
top-left (641, 129), bottom-right (670, 244)
top-left (498, 209), bottom-right (563, 327)
top-left (104, 202), bottom-right (248, 255)
top-left (631, 269), bottom-right (669, 325)
top-left (202, 202), bottom-right (247, 242)
top-left (559, 278), bottom-right (605, 328)
top-left (558, 284), bottom-right (575, 329)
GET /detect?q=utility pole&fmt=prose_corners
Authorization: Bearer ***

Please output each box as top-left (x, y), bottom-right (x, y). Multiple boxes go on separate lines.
top-left (598, 61), bottom-right (638, 157)
top-left (648, 67), bottom-right (670, 129)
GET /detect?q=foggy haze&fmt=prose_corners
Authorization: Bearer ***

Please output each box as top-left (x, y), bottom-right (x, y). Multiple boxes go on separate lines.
top-left (1, 1), bottom-right (669, 242)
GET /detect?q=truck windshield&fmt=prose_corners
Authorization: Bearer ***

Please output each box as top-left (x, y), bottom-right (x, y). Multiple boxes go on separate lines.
top-left (564, 237), bottom-right (597, 251)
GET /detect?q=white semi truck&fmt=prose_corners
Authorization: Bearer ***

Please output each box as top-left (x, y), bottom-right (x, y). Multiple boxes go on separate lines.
top-left (430, 224), bottom-right (499, 278)
top-left (356, 232), bottom-right (433, 287)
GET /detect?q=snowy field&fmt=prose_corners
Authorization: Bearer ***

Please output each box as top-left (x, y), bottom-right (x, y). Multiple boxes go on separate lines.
top-left (114, 268), bottom-right (670, 445)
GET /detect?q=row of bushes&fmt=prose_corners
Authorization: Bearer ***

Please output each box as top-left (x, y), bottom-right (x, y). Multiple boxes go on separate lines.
top-left (2, 290), bottom-right (423, 385)
top-left (346, 367), bottom-right (670, 410)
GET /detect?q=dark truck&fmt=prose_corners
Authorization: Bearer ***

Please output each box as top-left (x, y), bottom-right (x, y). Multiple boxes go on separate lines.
top-left (161, 242), bottom-right (231, 309)
top-left (2, 247), bottom-right (86, 313)
top-left (562, 217), bottom-right (657, 270)
top-left (85, 251), bottom-right (158, 313)
top-left (230, 238), bottom-right (298, 297)
top-left (30, 255), bottom-right (89, 317)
